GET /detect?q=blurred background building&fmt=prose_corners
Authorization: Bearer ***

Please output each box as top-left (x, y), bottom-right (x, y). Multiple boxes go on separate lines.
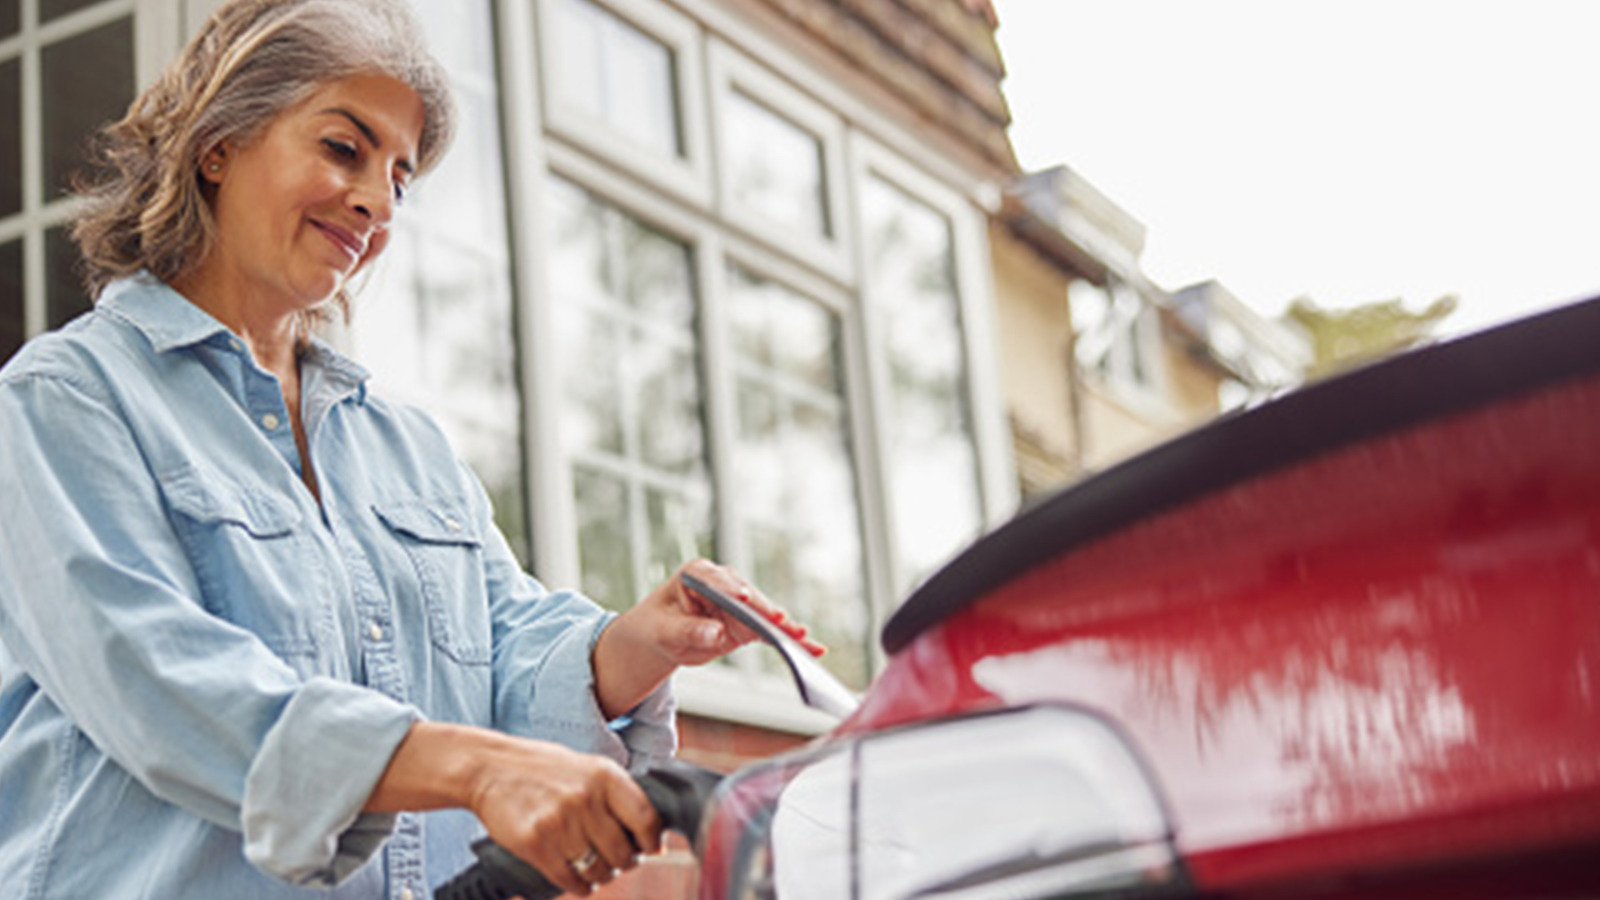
top-left (2, 0), bottom-right (1322, 893)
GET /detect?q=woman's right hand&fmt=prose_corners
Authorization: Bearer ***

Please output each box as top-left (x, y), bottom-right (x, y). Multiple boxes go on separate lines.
top-left (365, 721), bottom-right (662, 896)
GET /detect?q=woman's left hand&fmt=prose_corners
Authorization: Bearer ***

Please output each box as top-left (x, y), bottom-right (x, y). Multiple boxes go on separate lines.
top-left (591, 559), bottom-right (826, 718)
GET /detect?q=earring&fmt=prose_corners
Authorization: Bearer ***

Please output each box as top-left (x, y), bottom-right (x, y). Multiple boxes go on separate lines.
top-left (207, 163), bottom-right (221, 173)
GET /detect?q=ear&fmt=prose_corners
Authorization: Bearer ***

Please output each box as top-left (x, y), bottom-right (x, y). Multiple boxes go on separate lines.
top-left (199, 143), bottom-right (230, 184)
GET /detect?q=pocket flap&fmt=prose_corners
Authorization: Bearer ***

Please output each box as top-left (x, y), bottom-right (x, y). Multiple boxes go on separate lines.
top-left (373, 500), bottom-right (481, 547)
top-left (161, 466), bottom-right (301, 537)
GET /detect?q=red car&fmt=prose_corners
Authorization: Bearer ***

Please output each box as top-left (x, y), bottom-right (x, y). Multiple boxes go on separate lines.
top-left (695, 294), bottom-right (1600, 900)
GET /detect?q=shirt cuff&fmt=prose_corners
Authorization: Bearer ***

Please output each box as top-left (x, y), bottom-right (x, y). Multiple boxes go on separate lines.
top-left (524, 614), bottom-right (678, 767)
top-left (240, 678), bottom-right (420, 886)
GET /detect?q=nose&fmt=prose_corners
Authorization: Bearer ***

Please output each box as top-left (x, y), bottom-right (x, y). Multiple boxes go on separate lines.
top-left (349, 170), bottom-right (396, 227)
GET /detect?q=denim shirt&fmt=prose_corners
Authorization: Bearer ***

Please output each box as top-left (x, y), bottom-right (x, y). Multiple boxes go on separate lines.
top-left (0, 273), bottom-right (675, 899)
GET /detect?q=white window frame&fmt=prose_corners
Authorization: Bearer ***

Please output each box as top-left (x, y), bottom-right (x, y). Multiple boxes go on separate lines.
top-left (533, 143), bottom-right (846, 732)
top-left (533, 0), bottom-right (712, 210)
top-left (705, 36), bottom-right (853, 285)
top-left (1, 0), bottom-right (176, 341)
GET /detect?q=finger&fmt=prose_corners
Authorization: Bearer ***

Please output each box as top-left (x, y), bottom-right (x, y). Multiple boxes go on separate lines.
top-left (731, 588), bottom-right (829, 656)
top-left (605, 772), bottom-right (664, 855)
top-left (583, 793), bottom-right (642, 874)
top-left (530, 840), bottom-right (595, 898)
top-left (564, 844), bottom-right (609, 888)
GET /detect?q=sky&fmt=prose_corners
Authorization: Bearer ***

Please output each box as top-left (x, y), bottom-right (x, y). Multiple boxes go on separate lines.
top-left (990, 1), bottom-right (1600, 337)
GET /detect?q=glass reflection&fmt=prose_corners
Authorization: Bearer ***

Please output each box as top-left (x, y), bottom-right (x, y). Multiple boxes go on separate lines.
top-left (862, 176), bottom-right (981, 590)
top-left (45, 226), bottom-right (89, 327)
top-left (574, 466), bottom-right (632, 607)
top-left (548, 0), bottom-right (682, 158)
top-left (1, 57), bottom-right (19, 218)
top-left (725, 89), bottom-right (830, 238)
top-left (727, 266), bottom-right (869, 687)
top-left (41, 18), bottom-right (133, 198)
top-left (548, 178), bottom-right (709, 609)
top-left (645, 485), bottom-right (710, 589)
top-left (1, 240), bottom-right (21, 365)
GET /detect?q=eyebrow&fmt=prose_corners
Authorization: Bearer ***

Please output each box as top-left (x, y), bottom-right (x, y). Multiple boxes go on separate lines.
top-left (318, 107), bottom-right (416, 175)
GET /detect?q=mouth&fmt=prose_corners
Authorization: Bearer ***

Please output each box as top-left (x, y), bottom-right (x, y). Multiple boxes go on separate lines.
top-left (311, 219), bottom-right (366, 264)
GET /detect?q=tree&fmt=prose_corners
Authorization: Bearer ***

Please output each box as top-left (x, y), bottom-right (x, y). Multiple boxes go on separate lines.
top-left (1284, 295), bottom-right (1457, 379)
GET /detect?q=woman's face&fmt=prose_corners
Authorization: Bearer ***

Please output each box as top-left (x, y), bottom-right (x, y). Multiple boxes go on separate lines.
top-left (200, 73), bottom-right (425, 316)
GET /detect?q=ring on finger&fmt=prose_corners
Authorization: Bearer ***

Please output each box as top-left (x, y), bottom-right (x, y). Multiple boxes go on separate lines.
top-left (569, 847), bottom-right (603, 878)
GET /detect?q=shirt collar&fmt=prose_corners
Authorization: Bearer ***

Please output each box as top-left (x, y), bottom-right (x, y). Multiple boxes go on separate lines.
top-left (98, 271), bottom-right (234, 354)
top-left (99, 271), bottom-right (371, 403)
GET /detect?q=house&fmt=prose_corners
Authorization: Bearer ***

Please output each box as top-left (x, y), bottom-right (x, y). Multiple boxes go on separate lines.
top-left (1013, 165), bottom-right (1307, 477)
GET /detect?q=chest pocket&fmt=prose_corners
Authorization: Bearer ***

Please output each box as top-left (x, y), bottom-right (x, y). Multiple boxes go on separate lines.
top-left (159, 466), bottom-right (329, 670)
top-left (373, 500), bottom-right (491, 666)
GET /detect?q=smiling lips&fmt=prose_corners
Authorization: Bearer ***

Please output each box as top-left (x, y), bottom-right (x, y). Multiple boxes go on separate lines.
top-left (312, 219), bottom-right (366, 263)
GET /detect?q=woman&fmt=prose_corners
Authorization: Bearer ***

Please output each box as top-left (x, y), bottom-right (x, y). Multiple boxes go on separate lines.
top-left (0, 1), bottom-right (819, 897)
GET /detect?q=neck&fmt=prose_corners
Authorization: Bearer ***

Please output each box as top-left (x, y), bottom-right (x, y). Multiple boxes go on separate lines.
top-left (170, 269), bottom-right (311, 380)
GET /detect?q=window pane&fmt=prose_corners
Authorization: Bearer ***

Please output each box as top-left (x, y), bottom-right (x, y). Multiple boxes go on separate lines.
top-left (644, 484), bottom-right (710, 588)
top-left (548, 178), bottom-right (709, 604)
top-left (548, 0), bottom-right (681, 157)
top-left (0, 57), bottom-right (18, 217)
top-left (574, 466), bottom-right (633, 609)
top-left (727, 267), bottom-right (869, 687)
top-left (41, 17), bottom-right (134, 199)
top-left (45, 226), bottom-right (89, 328)
top-left (1, 240), bottom-right (21, 365)
top-left (0, 0), bottom-right (17, 39)
top-left (40, 0), bottom-right (101, 22)
top-left (863, 176), bottom-right (982, 588)
top-left (636, 341), bottom-right (702, 475)
top-left (725, 90), bottom-right (829, 238)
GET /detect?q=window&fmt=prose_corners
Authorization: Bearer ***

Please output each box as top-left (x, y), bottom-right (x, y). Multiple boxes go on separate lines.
top-left (537, 0), bottom-right (709, 205)
top-left (1073, 279), bottom-right (1169, 409)
top-left (499, 0), bottom-right (1008, 717)
top-left (547, 0), bottom-right (679, 157)
top-left (862, 174), bottom-right (984, 590)
top-left (709, 39), bottom-right (850, 278)
top-left (725, 90), bottom-right (827, 237)
top-left (545, 175), bottom-right (712, 608)
top-left (726, 264), bottom-right (870, 688)
top-left (0, 0), bottom-right (139, 367)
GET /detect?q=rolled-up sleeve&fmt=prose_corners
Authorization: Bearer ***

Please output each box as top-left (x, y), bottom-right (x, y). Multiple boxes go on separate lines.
top-left (0, 369), bottom-right (413, 885)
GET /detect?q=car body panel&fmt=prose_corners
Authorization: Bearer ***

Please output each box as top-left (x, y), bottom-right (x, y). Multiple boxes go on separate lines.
top-left (835, 297), bottom-right (1600, 894)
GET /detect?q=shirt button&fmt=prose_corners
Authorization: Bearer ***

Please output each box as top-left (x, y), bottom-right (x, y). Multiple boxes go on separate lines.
top-left (230, 338), bottom-right (244, 353)
top-left (260, 413), bottom-right (281, 431)
top-left (368, 621), bottom-right (383, 642)
top-left (444, 517), bottom-right (462, 532)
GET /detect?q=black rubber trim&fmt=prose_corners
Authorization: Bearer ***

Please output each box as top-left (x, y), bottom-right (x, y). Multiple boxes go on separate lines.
top-left (882, 294), bottom-right (1600, 654)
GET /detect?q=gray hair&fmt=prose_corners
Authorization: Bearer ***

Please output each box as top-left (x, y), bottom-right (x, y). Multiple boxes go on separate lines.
top-left (72, 0), bottom-right (457, 314)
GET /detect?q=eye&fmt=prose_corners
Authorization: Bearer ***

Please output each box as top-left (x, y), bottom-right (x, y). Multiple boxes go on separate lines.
top-left (393, 179), bottom-right (409, 205)
top-left (322, 138), bottom-right (359, 161)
